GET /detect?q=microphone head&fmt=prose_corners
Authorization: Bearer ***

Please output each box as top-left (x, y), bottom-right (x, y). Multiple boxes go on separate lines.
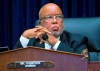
top-left (42, 33), bottom-right (48, 40)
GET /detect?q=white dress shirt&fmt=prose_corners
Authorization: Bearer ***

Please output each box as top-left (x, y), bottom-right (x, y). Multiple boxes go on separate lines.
top-left (20, 36), bottom-right (61, 50)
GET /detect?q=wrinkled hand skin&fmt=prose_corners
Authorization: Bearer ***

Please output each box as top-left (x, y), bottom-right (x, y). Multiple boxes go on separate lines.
top-left (22, 26), bottom-right (58, 46)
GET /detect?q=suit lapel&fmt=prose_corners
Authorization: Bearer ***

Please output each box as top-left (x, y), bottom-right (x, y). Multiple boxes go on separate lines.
top-left (35, 41), bottom-right (45, 48)
top-left (28, 38), bottom-right (45, 48)
top-left (60, 30), bottom-right (70, 44)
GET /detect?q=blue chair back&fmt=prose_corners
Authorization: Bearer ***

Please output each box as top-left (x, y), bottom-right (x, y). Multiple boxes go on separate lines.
top-left (63, 17), bottom-right (100, 61)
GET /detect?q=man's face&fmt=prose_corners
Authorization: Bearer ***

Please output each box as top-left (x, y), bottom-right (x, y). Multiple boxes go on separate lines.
top-left (40, 5), bottom-right (63, 38)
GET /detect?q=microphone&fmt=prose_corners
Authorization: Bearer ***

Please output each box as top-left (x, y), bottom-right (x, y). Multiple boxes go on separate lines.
top-left (42, 33), bottom-right (48, 40)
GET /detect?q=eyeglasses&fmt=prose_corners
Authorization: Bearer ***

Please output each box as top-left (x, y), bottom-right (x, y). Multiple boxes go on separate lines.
top-left (40, 15), bottom-right (64, 22)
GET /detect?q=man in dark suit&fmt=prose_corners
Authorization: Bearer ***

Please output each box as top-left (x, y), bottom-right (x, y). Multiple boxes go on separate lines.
top-left (14, 3), bottom-right (88, 54)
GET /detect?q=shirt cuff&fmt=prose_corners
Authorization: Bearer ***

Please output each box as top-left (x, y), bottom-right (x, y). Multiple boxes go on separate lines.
top-left (53, 40), bottom-right (61, 50)
top-left (20, 36), bottom-right (30, 48)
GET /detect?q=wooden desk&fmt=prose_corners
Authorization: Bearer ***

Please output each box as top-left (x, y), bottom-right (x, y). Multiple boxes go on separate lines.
top-left (89, 62), bottom-right (100, 71)
top-left (0, 47), bottom-right (88, 71)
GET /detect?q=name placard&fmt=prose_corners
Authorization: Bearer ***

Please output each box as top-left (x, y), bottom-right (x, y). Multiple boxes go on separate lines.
top-left (7, 61), bottom-right (54, 69)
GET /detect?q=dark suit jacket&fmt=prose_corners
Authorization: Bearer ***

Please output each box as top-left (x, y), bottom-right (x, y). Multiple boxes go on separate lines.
top-left (14, 30), bottom-right (88, 54)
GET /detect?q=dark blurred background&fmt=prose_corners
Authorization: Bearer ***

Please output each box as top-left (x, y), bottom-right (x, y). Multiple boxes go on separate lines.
top-left (0, 0), bottom-right (100, 50)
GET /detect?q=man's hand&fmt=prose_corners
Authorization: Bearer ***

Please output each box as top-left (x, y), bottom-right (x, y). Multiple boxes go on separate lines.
top-left (22, 26), bottom-right (43, 39)
top-left (22, 26), bottom-right (58, 46)
top-left (36, 26), bottom-right (58, 46)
